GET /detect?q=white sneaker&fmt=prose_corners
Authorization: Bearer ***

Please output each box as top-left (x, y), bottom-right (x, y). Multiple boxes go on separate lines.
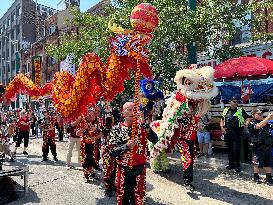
top-left (66, 164), bottom-right (72, 169)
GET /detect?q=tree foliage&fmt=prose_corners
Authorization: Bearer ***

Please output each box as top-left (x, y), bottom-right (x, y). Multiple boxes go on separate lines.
top-left (46, 0), bottom-right (273, 91)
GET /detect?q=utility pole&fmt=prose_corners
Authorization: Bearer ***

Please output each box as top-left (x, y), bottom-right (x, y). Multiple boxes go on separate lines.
top-left (187, 0), bottom-right (197, 64)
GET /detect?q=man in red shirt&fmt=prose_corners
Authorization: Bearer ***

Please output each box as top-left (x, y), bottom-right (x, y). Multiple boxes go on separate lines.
top-left (66, 116), bottom-right (82, 169)
top-left (14, 110), bottom-right (30, 155)
top-left (40, 110), bottom-right (58, 162)
top-left (109, 102), bottom-right (158, 205)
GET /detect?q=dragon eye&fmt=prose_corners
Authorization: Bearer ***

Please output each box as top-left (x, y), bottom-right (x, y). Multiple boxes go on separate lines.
top-left (184, 79), bottom-right (192, 85)
top-left (146, 83), bottom-right (152, 90)
top-left (200, 76), bottom-right (205, 81)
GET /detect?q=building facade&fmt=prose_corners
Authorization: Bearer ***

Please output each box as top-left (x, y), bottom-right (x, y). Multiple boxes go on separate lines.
top-left (197, 0), bottom-right (273, 67)
top-left (0, 0), bottom-right (56, 86)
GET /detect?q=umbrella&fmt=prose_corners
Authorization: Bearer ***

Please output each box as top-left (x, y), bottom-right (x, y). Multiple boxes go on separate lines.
top-left (214, 57), bottom-right (273, 79)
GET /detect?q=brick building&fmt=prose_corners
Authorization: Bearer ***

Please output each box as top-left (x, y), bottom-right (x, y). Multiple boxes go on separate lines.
top-left (0, 0), bottom-right (56, 86)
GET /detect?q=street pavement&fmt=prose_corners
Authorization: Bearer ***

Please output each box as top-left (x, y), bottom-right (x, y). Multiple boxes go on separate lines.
top-left (3, 136), bottom-right (273, 205)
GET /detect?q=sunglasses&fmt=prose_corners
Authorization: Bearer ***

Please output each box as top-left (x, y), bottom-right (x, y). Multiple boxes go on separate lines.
top-left (232, 101), bottom-right (238, 103)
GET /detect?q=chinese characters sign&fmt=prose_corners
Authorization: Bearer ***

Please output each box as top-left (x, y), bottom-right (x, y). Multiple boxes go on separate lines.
top-left (32, 56), bottom-right (42, 85)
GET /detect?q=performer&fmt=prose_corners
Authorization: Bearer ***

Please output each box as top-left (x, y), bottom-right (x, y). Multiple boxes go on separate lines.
top-left (76, 109), bottom-right (102, 182)
top-left (56, 113), bottom-right (64, 141)
top-left (102, 116), bottom-right (116, 197)
top-left (109, 102), bottom-right (158, 205)
top-left (14, 110), bottom-right (30, 155)
top-left (150, 66), bottom-right (218, 191)
top-left (40, 110), bottom-right (58, 162)
top-left (173, 104), bottom-right (205, 190)
top-left (93, 105), bottom-right (103, 172)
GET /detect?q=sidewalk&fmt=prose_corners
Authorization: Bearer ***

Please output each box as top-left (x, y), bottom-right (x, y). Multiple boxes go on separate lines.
top-left (169, 150), bottom-right (267, 179)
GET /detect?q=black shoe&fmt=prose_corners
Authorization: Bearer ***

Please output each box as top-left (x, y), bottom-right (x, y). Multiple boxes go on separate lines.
top-left (105, 189), bottom-right (115, 197)
top-left (197, 153), bottom-right (204, 158)
top-left (265, 177), bottom-right (273, 185)
top-left (53, 157), bottom-right (58, 161)
top-left (86, 174), bottom-right (98, 183)
top-left (9, 157), bottom-right (15, 162)
top-left (226, 165), bottom-right (235, 170)
top-left (91, 173), bottom-right (99, 180)
top-left (184, 182), bottom-right (196, 191)
top-left (23, 151), bottom-right (28, 155)
top-left (41, 158), bottom-right (48, 162)
top-left (235, 167), bottom-right (241, 173)
top-left (253, 177), bottom-right (261, 184)
top-left (94, 166), bottom-right (103, 172)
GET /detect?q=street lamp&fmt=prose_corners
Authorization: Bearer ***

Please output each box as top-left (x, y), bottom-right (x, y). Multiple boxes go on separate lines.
top-left (188, 0), bottom-right (197, 64)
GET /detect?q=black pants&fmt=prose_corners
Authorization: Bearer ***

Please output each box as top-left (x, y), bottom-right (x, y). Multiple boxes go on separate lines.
top-left (15, 130), bottom-right (29, 148)
top-left (122, 165), bottom-right (145, 205)
top-left (31, 123), bottom-right (36, 135)
top-left (57, 126), bottom-right (64, 141)
top-left (42, 138), bottom-right (57, 158)
top-left (183, 140), bottom-right (195, 184)
top-left (225, 135), bottom-right (241, 168)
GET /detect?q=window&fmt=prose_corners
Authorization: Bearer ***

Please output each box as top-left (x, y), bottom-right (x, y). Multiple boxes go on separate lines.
top-left (48, 56), bottom-right (57, 66)
top-left (3, 21), bottom-right (6, 30)
top-left (16, 25), bottom-right (20, 36)
top-left (16, 5), bottom-right (21, 17)
top-left (7, 18), bottom-right (10, 27)
top-left (11, 61), bottom-right (15, 72)
top-left (48, 25), bottom-right (56, 35)
top-left (7, 63), bottom-right (10, 73)
top-left (11, 44), bottom-right (14, 55)
top-left (11, 29), bottom-right (14, 39)
top-left (7, 48), bottom-right (9, 58)
top-left (0, 27), bottom-right (2, 34)
top-left (11, 12), bottom-right (15, 22)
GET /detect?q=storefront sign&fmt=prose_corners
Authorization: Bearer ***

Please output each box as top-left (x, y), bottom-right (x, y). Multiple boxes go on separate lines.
top-left (32, 56), bottom-right (42, 85)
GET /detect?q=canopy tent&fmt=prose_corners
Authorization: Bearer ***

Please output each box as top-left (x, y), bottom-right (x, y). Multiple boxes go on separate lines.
top-left (214, 57), bottom-right (273, 79)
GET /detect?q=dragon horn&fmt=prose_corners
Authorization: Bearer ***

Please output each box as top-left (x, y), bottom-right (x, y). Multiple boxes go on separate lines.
top-left (108, 19), bottom-right (132, 34)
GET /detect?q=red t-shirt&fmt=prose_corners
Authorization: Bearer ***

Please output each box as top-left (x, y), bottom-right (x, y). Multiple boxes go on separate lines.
top-left (17, 117), bottom-right (30, 131)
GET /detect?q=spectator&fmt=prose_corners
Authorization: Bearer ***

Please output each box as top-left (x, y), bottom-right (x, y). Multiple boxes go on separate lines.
top-left (248, 109), bottom-right (273, 184)
top-left (197, 112), bottom-right (212, 158)
top-left (14, 110), bottom-right (31, 155)
top-left (66, 116), bottom-right (82, 169)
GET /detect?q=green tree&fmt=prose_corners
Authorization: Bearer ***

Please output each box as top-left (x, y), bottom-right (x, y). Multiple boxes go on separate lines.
top-left (46, 0), bottom-right (273, 91)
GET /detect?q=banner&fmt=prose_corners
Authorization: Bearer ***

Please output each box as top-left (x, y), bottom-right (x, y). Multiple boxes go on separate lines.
top-left (32, 56), bottom-right (42, 85)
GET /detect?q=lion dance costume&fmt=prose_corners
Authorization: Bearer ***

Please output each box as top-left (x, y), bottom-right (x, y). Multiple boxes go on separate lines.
top-left (150, 66), bottom-right (218, 188)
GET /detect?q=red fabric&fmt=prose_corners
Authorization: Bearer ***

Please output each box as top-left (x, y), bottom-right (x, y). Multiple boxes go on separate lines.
top-left (77, 118), bottom-right (100, 144)
top-left (214, 57), bottom-right (273, 79)
top-left (17, 117), bottom-right (29, 131)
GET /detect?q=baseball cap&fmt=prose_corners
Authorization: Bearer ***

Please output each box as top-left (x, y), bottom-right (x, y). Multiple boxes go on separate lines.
top-left (230, 96), bottom-right (238, 102)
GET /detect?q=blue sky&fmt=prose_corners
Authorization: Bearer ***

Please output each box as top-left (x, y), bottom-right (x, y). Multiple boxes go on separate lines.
top-left (0, 0), bottom-right (101, 17)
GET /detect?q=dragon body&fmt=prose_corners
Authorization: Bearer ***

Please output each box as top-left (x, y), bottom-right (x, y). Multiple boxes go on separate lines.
top-left (4, 3), bottom-right (159, 121)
